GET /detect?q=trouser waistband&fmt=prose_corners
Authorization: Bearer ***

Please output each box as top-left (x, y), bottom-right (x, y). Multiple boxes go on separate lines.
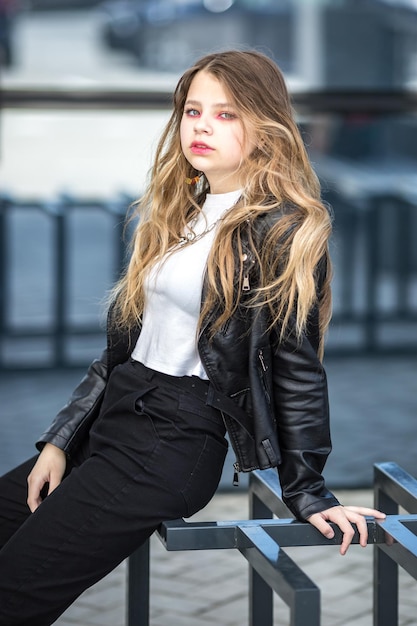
top-left (129, 359), bottom-right (210, 403)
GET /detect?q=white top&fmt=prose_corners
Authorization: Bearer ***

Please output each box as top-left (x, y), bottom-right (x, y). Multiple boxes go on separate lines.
top-left (131, 189), bottom-right (242, 379)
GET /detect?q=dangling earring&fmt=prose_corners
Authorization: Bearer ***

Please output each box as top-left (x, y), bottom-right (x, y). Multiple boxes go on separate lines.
top-left (185, 172), bottom-right (201, 185)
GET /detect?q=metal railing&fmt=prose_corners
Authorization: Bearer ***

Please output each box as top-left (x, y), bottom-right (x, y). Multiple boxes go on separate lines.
top-left (373, 462), bottom-right (417, 626)
top-left (0, 193), bottom-right (133, 369)
top-left (0, 188), bottom-right (416, 369)
top-left (126, 462), bottom-right (417, 625)
top-left (325, 190), bottom-right (417, 355)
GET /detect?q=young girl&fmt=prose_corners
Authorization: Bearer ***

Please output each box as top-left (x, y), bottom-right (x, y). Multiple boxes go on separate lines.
top-left (0, 50), bottom-right (384, 625)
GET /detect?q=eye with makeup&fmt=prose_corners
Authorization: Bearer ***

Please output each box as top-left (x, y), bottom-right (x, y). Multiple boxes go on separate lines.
top-left (183, 107), bottom-right (237, 120)
top-left (218, 111), bottom-right (237, 120)
top-left (184, 108), bottom-right (200, 117)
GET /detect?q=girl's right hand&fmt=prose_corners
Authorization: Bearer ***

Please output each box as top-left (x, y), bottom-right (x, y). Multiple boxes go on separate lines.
top-left (27, 443), bottom-right (67, 512)
top-left (308, 504), bottom-right (386, 555)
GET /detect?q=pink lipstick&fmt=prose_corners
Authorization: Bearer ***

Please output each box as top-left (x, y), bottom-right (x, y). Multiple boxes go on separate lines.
top-left (190, 142), bottom-right (213, 155)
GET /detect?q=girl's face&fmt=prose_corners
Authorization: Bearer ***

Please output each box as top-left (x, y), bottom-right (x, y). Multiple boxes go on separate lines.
top-left (180, 71), bottom-right (254, 194)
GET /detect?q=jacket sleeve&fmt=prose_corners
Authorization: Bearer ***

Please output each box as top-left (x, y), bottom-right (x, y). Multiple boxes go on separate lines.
top-left (36, 349), bottom-right (108, 458)
top-left (272, 326), bottom-right (340, 521)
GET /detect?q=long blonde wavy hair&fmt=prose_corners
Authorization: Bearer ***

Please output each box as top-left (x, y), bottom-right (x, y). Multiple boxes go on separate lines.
top-left (110, 50), bottom-right (332, 360)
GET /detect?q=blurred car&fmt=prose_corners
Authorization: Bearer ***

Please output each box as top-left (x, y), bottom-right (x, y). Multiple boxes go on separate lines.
top-left (99, 0), bottom-right (143, 54)
top-left (98, 0), bottom-right (293, 73)
top-left (0, 0), bottom-right (19, 66)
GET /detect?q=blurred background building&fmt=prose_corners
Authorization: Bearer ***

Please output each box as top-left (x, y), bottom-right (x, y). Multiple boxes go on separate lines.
top-left (0, 0), bottom-right (416, 489)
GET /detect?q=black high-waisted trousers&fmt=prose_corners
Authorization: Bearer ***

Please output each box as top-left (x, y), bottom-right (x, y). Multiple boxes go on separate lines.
top-left (0, 359), bottom-right (228, 625)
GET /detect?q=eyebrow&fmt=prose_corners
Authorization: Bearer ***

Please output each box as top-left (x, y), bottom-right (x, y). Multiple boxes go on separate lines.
top-left (184, 99), bottom-right (234, 108)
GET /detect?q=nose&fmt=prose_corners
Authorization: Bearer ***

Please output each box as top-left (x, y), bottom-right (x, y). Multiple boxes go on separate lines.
top-left (194, 114), bottom-right (212, 134)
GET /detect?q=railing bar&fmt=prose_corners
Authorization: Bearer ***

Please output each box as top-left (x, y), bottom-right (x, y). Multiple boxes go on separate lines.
top-left (159, 517), bottom-right (379, 549)
top-left (53, 204), bottom-right (67, 367)
top-left (0, 198), bottom-right (8, 346)
top-left (378, 541), bottom-right (417, 581)
top-left (377, 518), bottom-right (417, 559)
top-left (362, 200), bottom-right (379, 351)
top-left (373, 462), bottom-right (400, 626)
top-left (249, 565), bottom-right (273, 626)
top-left (374, 462), bottom-right (417, 513)
top-left (158, 520), bottom-right (237, 551)
top-left (238, 526), bottom-right (320, 626)
top-left (374, 548), bottom-right (399, 626)
top-left (127, 540), bottom-right (150, 626)
top-left (249, 470), bottom-right (293, 519)
top-left (249, 478), bottom-right (274, 626)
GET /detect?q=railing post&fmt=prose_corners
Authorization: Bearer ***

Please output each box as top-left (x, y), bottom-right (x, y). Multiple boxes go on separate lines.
top-left (127, 539), bottom-right (150, 626)
top-left (107, 194), bottom-right (132, 282)
top-left (48, 199), bottom-right (68, 368)
top-left (373, 465), bottom-right (399, 626)
top-left (0, 196), bottom-right (8, 367)
top-left (396, 197), bottom-right (412, 317)
top-left (362, 197), bottom-right (379, 352)
top-left (249, 473), bottom-right (274, 626)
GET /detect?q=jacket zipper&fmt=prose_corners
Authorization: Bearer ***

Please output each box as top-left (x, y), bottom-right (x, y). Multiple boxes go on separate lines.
top-left (233, 461), bottom-right (240, 487)
top-left (259, 349), bottom-right (267, 372)
top-left (258, 349), bottom-right (271, 403)
top-left (220, 410), bottom-right (241, 487)
top-left (242, 251), bottom-right (251, 292)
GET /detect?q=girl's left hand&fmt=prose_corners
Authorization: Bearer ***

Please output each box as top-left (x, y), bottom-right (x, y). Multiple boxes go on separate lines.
top-left (307, 505), bottom-right (386, 555)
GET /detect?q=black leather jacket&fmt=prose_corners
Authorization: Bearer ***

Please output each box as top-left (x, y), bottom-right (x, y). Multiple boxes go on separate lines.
top-left (37, 209), bottom-right (339, 521)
